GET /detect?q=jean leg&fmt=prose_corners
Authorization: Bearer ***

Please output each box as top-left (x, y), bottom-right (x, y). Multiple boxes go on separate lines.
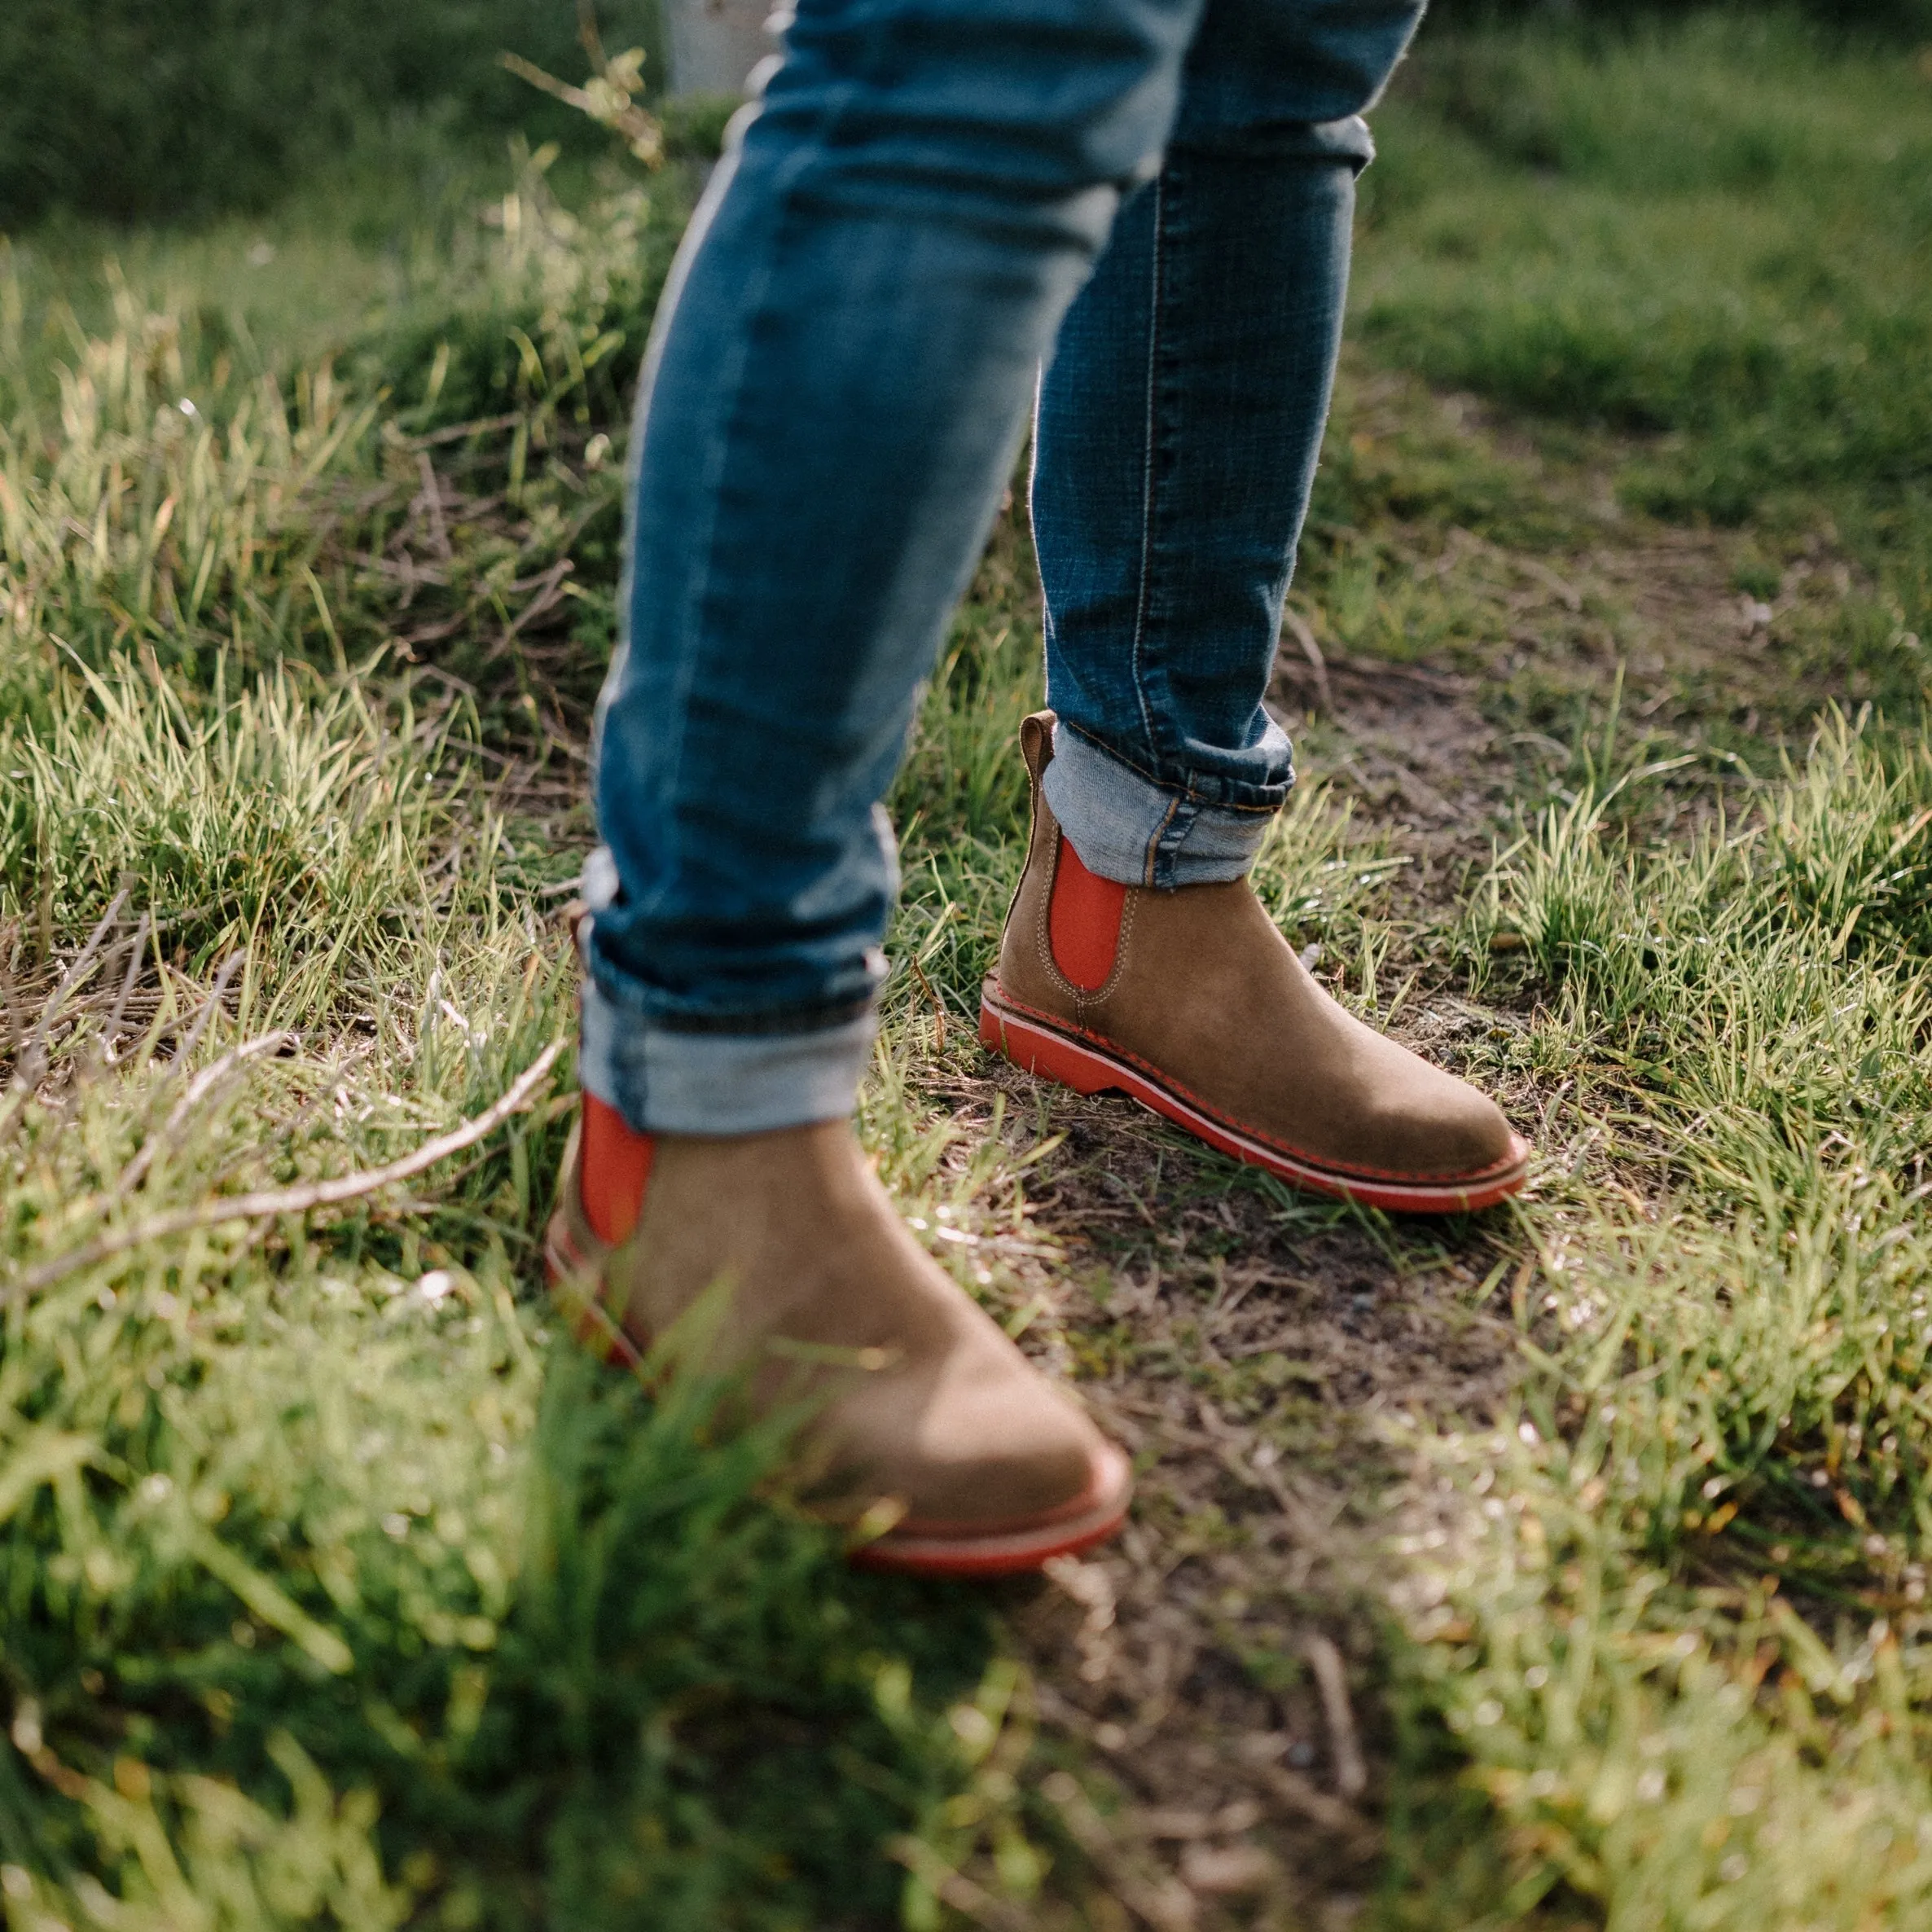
top-left (585, 0), bottom-right (1205, 1133)
top-left (1034, 0), bottom-right (1426, 888)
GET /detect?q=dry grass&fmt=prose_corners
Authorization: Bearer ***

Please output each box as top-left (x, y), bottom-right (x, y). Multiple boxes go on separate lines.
top-left (4, 15), bottom-right (1932, 1927)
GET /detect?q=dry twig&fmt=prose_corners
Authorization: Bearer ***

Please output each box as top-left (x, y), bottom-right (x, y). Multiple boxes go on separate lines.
top-left (4, 1039), bottom-right (564, 1303)
top-left (1303, 1632), bottom-right (1368, 1799)
top-left (100, 913), bottom-right (152, 1063)
top-left (885, 1840), bottom-right (1032, 1932)
top-left (112, 1032), bottom-right (300, 1202)
top-left (415, 451), bottom-right (454, 561)
top-left (1280, 605), bottom-right (1332, 712)
top-left (0, 894), bottom-right (130, 1144)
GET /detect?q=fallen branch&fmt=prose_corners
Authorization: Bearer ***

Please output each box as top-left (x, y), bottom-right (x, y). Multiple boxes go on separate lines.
top-left (1255, 1760), bottom-right (1372, 1841)
top-left (0, 893), bottom-right (131, 1146)
top-left (415, 450), bottom-right (454, 561)
top-left (406, 411), bottom-right (524, 450)
top-left (3, 1039), bottom-right (564, 1304)
top-left (488, 555), bottom-right (575, 660)
top-left (112, 1031), bottom-right (300, 1201)
top-left (1279, 605), bottom-right (1332, 712)
top-left (167, 948), bottom-right (247, 1067)
top-left (1033, 1761), bottom-right (1200, 1932)
top-left (1303, 1632), bottom-right (1368, 1799)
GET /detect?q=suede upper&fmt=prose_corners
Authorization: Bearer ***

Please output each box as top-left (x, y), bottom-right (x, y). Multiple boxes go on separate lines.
top-left (559, 1120), bottom-right (1113, 1533)
top-left (993, 712), bottom-right (1522, 1187)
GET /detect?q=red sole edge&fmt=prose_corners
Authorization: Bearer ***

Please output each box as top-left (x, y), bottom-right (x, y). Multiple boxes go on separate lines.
top-left (851, 1447), bottom-right (1134, 1578)
top-left (979, 985), bottom-right (1528, 1215)
top-left (849, 1502), bottom-right (1128, 1578)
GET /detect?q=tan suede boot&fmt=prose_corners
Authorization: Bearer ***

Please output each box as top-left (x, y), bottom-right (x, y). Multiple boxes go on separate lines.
top-left (980, 713), bottom-right (1530, 1213)
top-left (545, 1097), bottom-right (1131, 1576)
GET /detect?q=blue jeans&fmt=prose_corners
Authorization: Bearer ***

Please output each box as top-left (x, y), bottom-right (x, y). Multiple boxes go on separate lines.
top-left (582, 0), bottom-right (1426, 1135)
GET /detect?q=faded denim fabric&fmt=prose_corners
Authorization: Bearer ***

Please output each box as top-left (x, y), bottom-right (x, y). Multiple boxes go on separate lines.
top-left (582, 0), bottom-right (1426, 1134)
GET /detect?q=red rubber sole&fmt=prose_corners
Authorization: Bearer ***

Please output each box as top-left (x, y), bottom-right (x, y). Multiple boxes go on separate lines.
top-left (850, 1443), bottom-right (1132, 1578)
top-left (980, 982), bottom-right (1529, 1215)
top-left (544, 1219), bottom-right (1131, 1579)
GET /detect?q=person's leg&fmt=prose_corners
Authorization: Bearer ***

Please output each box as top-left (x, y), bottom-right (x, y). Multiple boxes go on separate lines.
top-left (583, 0), bottom-right (1204, 1131)
top-left (983, 0), bottom-right (1530, 1210)
top-left (1033, 0), bottom-right (1425, 885)
top-left (558, 0), bottom-right (1212, 1575)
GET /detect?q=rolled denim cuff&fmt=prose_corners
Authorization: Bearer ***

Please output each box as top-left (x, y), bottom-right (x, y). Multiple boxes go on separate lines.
top-left (578, 972), bottom-right (876, 1135)
top-left (1040, 725), bottom-right (1278, 889)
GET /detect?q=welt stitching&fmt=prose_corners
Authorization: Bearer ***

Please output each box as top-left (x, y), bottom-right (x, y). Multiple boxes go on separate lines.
top-left (1091, 887), bottom-right (1139, 1007)
top-left (986, 987), bottom-right (1521, 1186)
top-left (995, 773), bottom-right (1047, 966)
top-left (1141, 795), bottom-right (1177, 888)
top-left (1032, 831), bottom-right (1086, 1009)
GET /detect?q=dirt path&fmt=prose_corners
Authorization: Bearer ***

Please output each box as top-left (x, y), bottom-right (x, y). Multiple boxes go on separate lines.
top-left (902, 377), bottom-right (1876, 1930)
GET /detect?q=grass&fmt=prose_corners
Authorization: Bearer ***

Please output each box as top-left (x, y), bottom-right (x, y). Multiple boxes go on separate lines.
top-left (1383, 710), bottom-right (1932, 1924)
top-left (0, 149), bottom-right (1078, 1932)
top-left (0, 0), bottom-right (672, 229)
top-left (1357, 15), bottom-right (1932, 527)
top-left (3, 7), bottom-right (1932, 1926)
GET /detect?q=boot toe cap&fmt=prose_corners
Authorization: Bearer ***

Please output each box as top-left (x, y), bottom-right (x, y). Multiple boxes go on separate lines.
top-left (1394, 1074), bottom-right (1521, 1180)
top-left (905, 1388), bottom-right (1105, 1528)
top-left (832, 1345), bottom-right (1108, 1531)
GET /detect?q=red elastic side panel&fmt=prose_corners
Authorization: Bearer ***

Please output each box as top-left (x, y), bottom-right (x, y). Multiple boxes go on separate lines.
top-left (580, 1093), bottom-right (654, 1246)
top-left (1048, 836), bottom-right (1127, 991)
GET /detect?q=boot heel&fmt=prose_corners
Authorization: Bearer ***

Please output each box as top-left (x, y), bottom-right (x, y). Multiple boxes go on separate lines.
top-left (979, 988), bottom-right (1119, 1096)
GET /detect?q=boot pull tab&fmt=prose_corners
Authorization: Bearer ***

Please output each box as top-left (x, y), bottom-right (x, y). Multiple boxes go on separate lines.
top-left (1019, 710), bottom-right (1056, 786)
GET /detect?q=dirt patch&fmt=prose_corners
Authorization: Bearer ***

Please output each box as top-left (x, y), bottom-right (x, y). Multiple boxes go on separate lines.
top-left (1280, 649), bottom-right (1494, 813)
top-left (489, 362), bottom-right (1866, 1925)
top-left (916, 446), bottom-right (1863, 1926)
top-left (915, 1065), bottom-right (1523, 1929)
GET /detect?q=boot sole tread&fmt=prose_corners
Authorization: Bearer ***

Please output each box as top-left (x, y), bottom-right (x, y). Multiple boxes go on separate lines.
top-left (980, 980), bottom-right (1530, 1214)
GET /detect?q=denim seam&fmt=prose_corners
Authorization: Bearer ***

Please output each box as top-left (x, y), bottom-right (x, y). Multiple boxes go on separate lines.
top-left (1134, 147), bottom-right (1193, 800)
top-left (595, 130), bottom-right (741, 841)
top-left (1125, 171), bottom-right (1164, 788)
top-left (1140, 793), bottom-right (1176, 889)
top-left (1151, 794), bottom-right (1199, 893)
top-left (649, 161), bottom-right (753, 885)
top-left (601, 75), bottom-right (866, 1044)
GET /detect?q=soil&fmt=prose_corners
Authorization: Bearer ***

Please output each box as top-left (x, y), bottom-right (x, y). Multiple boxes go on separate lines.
top-left (902, 415), bottom-right (1852, 1929)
